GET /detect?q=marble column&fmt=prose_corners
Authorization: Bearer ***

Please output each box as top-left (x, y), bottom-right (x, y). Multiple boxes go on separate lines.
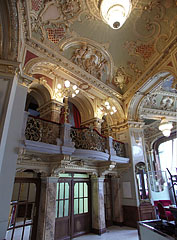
top-left (37, 177), bottom-right (58, 240)
top-left (91, 177), bottom-right (106, 235)
top-left (0, 74), bottom-right (28, 239)
top-left (111, 177), bottom-right (123, 224)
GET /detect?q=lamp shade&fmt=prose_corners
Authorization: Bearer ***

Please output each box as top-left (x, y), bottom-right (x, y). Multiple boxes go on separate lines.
top-left (100, 0), bottom-right (132, 29)
top-left (159, 119), bottom-right (173, 137)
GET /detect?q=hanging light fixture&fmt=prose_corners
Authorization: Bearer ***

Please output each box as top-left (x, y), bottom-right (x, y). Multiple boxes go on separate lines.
top-left (159, 118), bottom-right (173, 137)
top-left (100, 0), bottom-right (132, 29)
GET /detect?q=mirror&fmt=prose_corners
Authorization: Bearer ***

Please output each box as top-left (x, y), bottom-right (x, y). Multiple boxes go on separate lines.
top-left (135, 162), bottom-right (150, 201)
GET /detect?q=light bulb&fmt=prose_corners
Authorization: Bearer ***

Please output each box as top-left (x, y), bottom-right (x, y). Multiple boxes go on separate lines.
top-left (110, 112), bottom-right (114, 115)
top-left (105, 101), bottom-right (109, 106)
top-left (73, 85), bottom-right (77, 90)
top-left (106, 105), bottom-right (110, 110)
top-left (72, 93), bottom-right (76, 98)
top-left (57, 83), bottom-right (61, 89)
top-left (75, 89), bottom-right (79, 94)
top-left (64, 80), bottom-right (70, 88)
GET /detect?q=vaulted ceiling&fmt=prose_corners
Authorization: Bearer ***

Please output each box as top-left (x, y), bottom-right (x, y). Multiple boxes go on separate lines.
top-left (16, 0), bottom-right (177, 124)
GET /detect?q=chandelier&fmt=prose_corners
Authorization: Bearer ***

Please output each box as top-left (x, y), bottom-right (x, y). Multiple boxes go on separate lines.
top-left (98, 100), bottom-right (117, 118)
top-left (99, 0), bottom-right (132, 29)
top-left (55, 80), bottom-right (79, 101)
top-left (159, 118), bottom-right (173, 137)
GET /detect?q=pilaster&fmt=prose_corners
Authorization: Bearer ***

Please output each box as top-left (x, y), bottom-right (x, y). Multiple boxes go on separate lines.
top-left (0, 71), bottom-right (28, 238)
top-left (38, 100), bottom-right (63, 123)
top-left (111, 177), bottom-right (123, 224)
top-left (37, 177), bottom-right (58, 240)
top-left (91, 176), bottom-right (106, 235)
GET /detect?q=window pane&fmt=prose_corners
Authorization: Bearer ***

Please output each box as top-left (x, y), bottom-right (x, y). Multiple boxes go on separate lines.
top-left (79, 183), bottom-right (83, 198)
top-left (56, 183), bottom-right (59, 200)
top-left (65, 183), bottom-right (69, 199)
top-left (79, 198), bottom-right (83, 214)
top-left (74, 183), bottom-right (78, 198)
top-left (59, 183), bottom-right (64, 200)
top-left (19, 183), bottom-right (29, 201)
top-left (74, 174), bottom-right (89, 178)
top-left (84, 198), bottom-right (88, 213)
top-left (29, 183), bottom-right (36, 202)
top-left (59, 173), bottom-right (72, 178)
top-left (59, 201), bottom-right (63, 217)
top-left (56, 201), bottom-right (58, 218)
top-left (11, 183), bottom-right (20, 201)
top-left (24, 225), bottom-right (32, 240)
top-left (74, 199), bottom-right (78, 214)
top-left (84, 183), bottom-right (88, 197)
top-left (14, 227), bottom-right (23, 239)
top-left (64, 200), bottom-right (69, 217)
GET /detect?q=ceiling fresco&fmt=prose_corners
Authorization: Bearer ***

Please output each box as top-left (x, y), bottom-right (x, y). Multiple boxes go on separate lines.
top-left (20, 0), bottom-right (177, 97)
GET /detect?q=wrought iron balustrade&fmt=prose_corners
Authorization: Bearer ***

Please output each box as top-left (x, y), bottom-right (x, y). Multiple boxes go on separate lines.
top-left (25, 115), bottom-right (60, 145)
top-left (112, 140), bottom-right (126, 157)
top-left (70, 127), bottom-right (107, 153)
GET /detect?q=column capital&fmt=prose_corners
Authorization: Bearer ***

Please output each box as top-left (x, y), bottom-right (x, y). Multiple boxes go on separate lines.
top-left (41, 177), bottom-right (58, 184)
top-left (91, 176), bottom-right (105, 182)
top-left (0, 59), bottom-right (19, 77)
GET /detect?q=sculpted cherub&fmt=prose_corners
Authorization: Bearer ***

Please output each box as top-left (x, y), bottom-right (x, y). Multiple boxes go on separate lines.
top-left (96, 59), bottom-right (108, 80)
top-left (84, 55), bottom-right (96, 75)
top-left (71, 45), bottom-right (87, 67)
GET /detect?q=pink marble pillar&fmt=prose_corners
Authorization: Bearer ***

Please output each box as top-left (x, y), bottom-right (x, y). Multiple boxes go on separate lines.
top-left (37, 177), bottom-right (58, 240)
top-left (91, 177), bottom-right (106, 234)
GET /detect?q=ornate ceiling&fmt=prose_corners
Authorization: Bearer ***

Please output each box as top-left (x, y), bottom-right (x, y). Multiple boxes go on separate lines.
top-left (19, 0), bottom-right (177, 92)
top-left (15, 0), bottom-right (177, 124)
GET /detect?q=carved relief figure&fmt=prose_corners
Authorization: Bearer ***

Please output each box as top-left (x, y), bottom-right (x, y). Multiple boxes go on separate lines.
top-left (160, 96), bottom-right (174, 110)
top-left (71, 44), bottom-right (108, 81)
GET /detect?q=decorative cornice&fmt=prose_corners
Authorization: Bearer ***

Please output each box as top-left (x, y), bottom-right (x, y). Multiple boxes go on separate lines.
top-left (0, 60), bottom-right (19, 77)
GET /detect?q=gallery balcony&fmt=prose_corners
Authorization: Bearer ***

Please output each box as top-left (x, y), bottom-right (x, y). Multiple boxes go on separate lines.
top-left (22, 114), bottom-right (129, 164)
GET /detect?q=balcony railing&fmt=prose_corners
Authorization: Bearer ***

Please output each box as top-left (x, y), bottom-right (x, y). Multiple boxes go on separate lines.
top-left (25, 115), bottom-right (60, 145)
top-left (24, 115), bottom-right (126, 158)
top-left (113, 139), bottom-right (126, 157)
top-left (70, 127), bottom-right (107, 153)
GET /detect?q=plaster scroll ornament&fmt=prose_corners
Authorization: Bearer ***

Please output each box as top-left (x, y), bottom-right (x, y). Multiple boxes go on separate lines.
top-left (70, 45), bottom-right (108, 81)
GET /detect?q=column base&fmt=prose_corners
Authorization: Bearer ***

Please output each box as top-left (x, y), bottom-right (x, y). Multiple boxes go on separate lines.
top-left (92, 228), bottom-right (106, 235)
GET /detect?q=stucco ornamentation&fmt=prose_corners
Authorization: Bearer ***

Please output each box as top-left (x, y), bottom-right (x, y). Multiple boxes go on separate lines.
top-left (160, 96), bottom-right (175, 110)
top-left (113, 67), bottom-right (132, 90)
top-left (71, 44), bottom-right (108, 81)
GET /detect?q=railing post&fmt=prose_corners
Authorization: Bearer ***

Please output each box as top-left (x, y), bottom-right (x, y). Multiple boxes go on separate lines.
top-left (107, 136), bottom-right (117, 156)
top-left (59, 123), bottom-right (75, 155)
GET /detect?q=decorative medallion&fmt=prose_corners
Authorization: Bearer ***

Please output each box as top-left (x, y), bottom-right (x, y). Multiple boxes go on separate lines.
top-left (113, 67), bottom-right (132, 90)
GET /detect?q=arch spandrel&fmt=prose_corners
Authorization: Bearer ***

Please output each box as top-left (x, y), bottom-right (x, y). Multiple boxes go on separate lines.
top-left (127, 71), bottom-right (177, 123)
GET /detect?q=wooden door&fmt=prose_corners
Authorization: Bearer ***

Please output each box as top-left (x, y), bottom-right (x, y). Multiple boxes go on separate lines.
top-left (6, 177), bottom-right (40, 240)
top-left (104, 177), bottom-right (113, 227)
top-left (55, 174), bottom-right (90, 240)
